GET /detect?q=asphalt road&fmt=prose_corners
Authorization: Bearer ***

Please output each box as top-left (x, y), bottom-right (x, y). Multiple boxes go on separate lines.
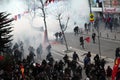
top-left (64, 32), bottom-right (120, 59)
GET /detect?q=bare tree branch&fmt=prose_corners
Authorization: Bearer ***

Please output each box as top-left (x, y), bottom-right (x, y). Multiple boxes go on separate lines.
top-left (63, 17), bottom-right (69, 31)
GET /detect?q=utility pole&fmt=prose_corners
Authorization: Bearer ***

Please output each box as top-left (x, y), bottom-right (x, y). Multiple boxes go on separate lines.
top-left (97, 26), bottom-right (101, 58)
top-left (88, 0), bottom-right (94, 32)
top-left (88, 0), bottom-right (92, 14)
top-left (101, 0), bottom-right (104, 17)
top-left (95, 18), bottom-right (101, 58)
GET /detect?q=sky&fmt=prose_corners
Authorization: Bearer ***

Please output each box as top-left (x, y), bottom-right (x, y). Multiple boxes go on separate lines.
top-left (0, 0), bottom-right (90, 55)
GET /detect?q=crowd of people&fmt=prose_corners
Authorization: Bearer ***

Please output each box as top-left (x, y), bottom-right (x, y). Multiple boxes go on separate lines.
top-left (0, 43), bottom-right (82, 80)
top-left (72, 14), bottom-right (120, 49)
top-left (0, 41), bottom-right (116, 80)
top-left (54, 32), bottom-right (63, 41)
top-left (0, 14), bottom-right (120, 79)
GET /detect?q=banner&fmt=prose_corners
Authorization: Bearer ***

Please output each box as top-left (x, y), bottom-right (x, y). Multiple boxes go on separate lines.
top-left (13, 0), bottom-right (65, 21)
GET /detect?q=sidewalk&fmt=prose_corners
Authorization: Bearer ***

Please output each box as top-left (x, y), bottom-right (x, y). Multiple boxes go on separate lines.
top-left (81, 21), bottom-right (120, 41)
top-left (51, 43), bottom-right (114, 69)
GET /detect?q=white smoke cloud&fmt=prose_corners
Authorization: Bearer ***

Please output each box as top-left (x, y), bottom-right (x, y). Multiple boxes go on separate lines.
top-left (0, 0), bottom-right (90, 55)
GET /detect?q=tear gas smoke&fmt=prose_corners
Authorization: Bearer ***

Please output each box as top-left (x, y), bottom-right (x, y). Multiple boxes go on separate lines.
top-left (0, 0), bottom-right (90, 57)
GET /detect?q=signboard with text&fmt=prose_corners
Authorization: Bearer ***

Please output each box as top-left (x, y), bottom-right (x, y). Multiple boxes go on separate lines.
top-left (104, 8), bottom-right (120, 13)
top-left (89, 13), bottom-right (94, 22)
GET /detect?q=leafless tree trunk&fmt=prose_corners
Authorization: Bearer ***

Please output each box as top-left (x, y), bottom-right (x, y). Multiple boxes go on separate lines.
top-left (57, 13), bottom-right (70, 51)
top-left (39, 0), bottom-right (49, 42)
top-left (27, 0), bottom-right (49, 42)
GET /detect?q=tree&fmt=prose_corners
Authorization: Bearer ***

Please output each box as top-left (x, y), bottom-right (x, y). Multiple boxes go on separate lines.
top-left (57, 13), bottom-right (70, 51)
top-left (50, 0), bottom-right (70, 51)
top-left (26, 0), bottom-right (49, 41)
top-left (26, 0), bottom-right (69, 45)
top-left (0, 12), bottom-right (13, 54)
top-left (39, 0), bottom-right (49, 42)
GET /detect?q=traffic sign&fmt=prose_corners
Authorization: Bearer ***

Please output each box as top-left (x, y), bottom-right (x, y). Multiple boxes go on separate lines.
top-left (89, 13), bottom-right (94, 22)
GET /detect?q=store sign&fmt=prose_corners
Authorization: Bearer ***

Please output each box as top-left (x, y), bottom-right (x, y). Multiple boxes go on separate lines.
top-left (104, 8), bottom-right (116, 13)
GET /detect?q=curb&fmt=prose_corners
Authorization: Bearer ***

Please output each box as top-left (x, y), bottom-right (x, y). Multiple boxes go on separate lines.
top-left (51, 49), bottom-right (84, 65)
top-left (51, 44), bottom-right (114, 66)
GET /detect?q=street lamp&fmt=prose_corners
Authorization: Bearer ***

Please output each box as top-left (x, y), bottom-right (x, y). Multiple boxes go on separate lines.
top-left (97, 25), bottom-right (102, 58)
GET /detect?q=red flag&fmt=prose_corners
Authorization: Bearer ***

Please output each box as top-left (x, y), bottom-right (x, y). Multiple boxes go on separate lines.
top-left (45, 0), bottom-right (54, 6)
top-left (0, 55), bottom-right (4, 61)
top-left (112, 58), bottom-right (120, 80)
top-left (48, 0), bottom-right (54, 3)
top-left (84, 37), bottom-right (90, 43)
top-left (49, 0), bottom-right (53, 3)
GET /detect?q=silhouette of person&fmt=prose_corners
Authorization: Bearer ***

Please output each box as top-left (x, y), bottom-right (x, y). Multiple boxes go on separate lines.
top-left (79, 36), bottom-right (84, 49)
top-left (55, 32), bottom-right (59, 41)
top-left (74, 26), bottom-right (79, 35)
top-left (115, 47), bottom-right (120, 59)
top-left (73, 51), bottom-right (79, 61)
top-left (46, 44), bottom-right (51, 53)
top-left (92, 32), bottom-right (96, 43)
top-left (36, 44), bottom-right (43, 59)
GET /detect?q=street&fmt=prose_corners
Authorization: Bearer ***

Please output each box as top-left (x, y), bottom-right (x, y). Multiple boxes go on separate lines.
top-left (64, 32), bottom-right (120, 59)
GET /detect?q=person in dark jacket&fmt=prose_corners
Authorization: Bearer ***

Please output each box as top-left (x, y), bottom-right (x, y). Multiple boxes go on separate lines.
top-left (63, 54), bottom-right (69, 65)
top-left (106, 66), bottom-right (112, 80)
top-left (55, 32), bottom-right (59, 41)
top-left (94, 54), bottom-right (100, 66)
top-left (99, 69), bottom-right (106, 80)
top-left (73, 51), bottom-right (79, 61)
top-left (29, 50), bottom-right (35, 63)
top-left (115, 47), bottom-right (120, 59)
top-left (79, 36), bottom-right (85, 49)
top-left (76, 65), bottom-right (82, 79)
top-left (87, 51), bottom-right (91, 58)
top-left (74, 26), bottom-right (79, 35)
top-left (92, 32), bottom-right (96, 43)
top-left (83, 51), bottom-right (91, 69)
top-left (46, 52), bottom-right (53, 61)
top-left (36, 44), bottom-right (43, 59)
top-left (58, 60), bottom-right (64, 73)
top-left (46, 44), bottom-right (51, 53)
